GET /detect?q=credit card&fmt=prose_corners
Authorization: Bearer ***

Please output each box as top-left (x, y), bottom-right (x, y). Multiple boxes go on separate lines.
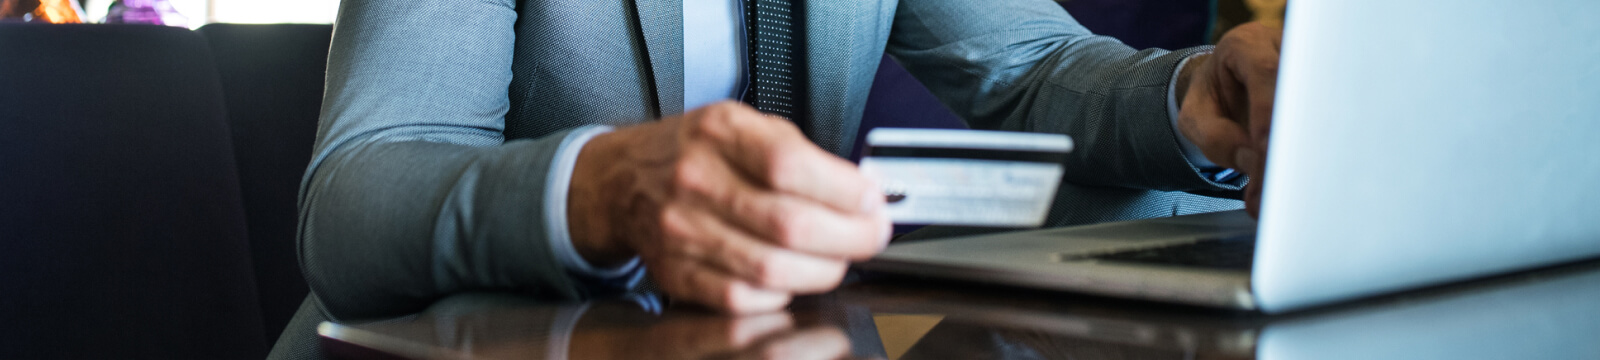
top-left (859, 128), bottom-right (1073, 227)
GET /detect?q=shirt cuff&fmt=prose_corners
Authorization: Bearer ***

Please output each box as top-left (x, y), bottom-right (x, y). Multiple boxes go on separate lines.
top-left (1168, 52), bottom-right (1219, 169)
top-left (544, 125), bottom-right (646, 290)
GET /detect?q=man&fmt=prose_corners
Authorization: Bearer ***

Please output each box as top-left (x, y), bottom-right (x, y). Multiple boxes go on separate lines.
top-left (271, 0), bottom-right (1280, 357)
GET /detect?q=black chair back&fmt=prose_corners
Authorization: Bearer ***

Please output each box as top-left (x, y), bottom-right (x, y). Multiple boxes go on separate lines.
top-left (198, 23), bottom-right (331, 347)
top-left (0, 24), bottom-right (268, 359)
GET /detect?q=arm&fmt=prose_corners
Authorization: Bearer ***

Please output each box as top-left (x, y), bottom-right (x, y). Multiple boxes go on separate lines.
top-left (298, 0), bottom-right (598, 320)
top-left (886, 0), bottom-right (1241, 192)
top-left (302, 0), bottom-right (888, 319)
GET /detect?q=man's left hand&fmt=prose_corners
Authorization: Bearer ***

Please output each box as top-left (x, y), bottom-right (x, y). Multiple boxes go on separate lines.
top-left (1176, 22), bottom-right (1284, 217)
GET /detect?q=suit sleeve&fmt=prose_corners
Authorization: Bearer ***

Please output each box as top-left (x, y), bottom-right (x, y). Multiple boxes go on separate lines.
top-left (297, 0), bottom-right (598, 321)
top-left (886, 0), bottom-right (1243, 192)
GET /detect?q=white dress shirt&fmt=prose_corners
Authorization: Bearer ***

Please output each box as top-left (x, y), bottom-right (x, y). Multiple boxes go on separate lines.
top-left (683, 0), bottom-right (748, 110)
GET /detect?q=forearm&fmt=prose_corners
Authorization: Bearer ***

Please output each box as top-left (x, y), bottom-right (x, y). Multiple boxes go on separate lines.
top-left (294, 0), bottom-right (588, 321)
top-left (298, 133), bottom-right (588, 320)
top-left (887, 0), bottom-right (1238, 192)
top-left (1019, 43), bottom-right (1224, 192)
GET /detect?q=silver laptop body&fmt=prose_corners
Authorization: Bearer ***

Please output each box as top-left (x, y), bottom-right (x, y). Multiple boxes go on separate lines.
top-left (862, 0), bottom-right (1600, 313)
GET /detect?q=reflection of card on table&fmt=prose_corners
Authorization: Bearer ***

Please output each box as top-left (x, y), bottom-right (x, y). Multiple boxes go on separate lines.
top-left (859, 128), bottom-right (1073, 227)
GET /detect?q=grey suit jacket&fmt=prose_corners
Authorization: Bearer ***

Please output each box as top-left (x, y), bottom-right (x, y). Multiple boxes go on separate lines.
top-left (278, 0), bottom-right (1243, 356)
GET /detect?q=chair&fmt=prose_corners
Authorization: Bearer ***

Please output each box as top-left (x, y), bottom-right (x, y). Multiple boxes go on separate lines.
top-left (0, 24), bottom-right (267, 359)
top-left (198, 23), bottom-right (332, 347)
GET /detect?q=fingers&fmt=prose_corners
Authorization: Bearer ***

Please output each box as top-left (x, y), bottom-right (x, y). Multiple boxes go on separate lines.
top-left (649, 253), bottom-right (791, 314)
top-left (685, 102), bottom-right (884, 216)
top-left (1222, 23), bottom-right (1284, 148)
top-left (633, 102), bottom-right (894, 314)
top-left (1211, 22), bottom-right (1282, 218)
top-left (747, 199), bottom-right (888, 260)
top-left (1180, 21), bottom-right (1282, 178)
top-left (1228, 44), bottom-right (1280, 146)
top-left (1180, 79), bottom-right (1253, 171)
top-left (672, 146), bottom-right (889, 258)
top-left (659, 205), bottom-right (851, 294)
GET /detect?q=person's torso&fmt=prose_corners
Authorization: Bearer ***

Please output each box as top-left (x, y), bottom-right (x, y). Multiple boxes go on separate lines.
top-left (500, 0), bottom-right (897, 158)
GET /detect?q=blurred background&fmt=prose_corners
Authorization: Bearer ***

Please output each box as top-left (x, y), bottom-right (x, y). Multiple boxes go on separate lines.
top-left (2, 0), bottom-right (339, 27)
top-left (5, 0), bottom-right (1284, 35)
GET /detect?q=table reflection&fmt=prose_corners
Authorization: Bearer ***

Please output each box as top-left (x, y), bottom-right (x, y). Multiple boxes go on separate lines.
top-left (320, 293), bottom-right (871, 360)
top-left (323, 260), bottom-right (1600, 360)
top-left (566, 304), bottom-right (851, 360)
top-left (849, 260), bottom-right (1600, 360)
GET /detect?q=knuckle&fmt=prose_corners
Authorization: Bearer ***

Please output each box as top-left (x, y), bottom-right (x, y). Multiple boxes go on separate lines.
top-left (726, 188), bottom-right (757, 220)
top-left (1257, 57), bottom-right (1280, 73)
top-left (1218, 32), bottom-right (1242, 48)
top-left (670, 151), bottom-right (711, 196)
top-left (682, 110), bottom-right (710, 135)
top-left (1247, 57), bottom-right (1280, 77)
top-left (769, 208), bottom-right (809, 248)
top-left (688, 107), bottom-right (733, 139)
top-left (762, 148), bottom-right (799, 186)
top-left (708, 104), bottom-right (742, 126)
top-left (658, 207), bottom-right (694, 244)
top-left (750, 256), bottom-right (783, 288)
top-left (1196, 133), bottom-right (1234, 153)
top-left (687, 121), bottom-right (716, 142)
top-left (1239, 22), bottom-right (1270, 37)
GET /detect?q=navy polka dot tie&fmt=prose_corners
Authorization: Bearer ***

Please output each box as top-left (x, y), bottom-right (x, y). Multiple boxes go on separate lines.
top-left (744, 0), bottom-right (797, 119)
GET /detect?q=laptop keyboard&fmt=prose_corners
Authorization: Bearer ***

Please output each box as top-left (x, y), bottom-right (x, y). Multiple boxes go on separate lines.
top-left (1079, 234), bottom-right (1257, 270)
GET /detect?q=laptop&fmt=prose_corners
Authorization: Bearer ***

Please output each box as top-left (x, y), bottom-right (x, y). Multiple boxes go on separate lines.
top-left (859, 0), bottom-right (1600, 314)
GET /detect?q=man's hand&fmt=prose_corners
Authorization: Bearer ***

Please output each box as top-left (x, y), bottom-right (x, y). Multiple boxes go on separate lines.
top-left (568, 102), bottom-right (892, 314)
top-left (1177, 22), bottom-right (1284, 217)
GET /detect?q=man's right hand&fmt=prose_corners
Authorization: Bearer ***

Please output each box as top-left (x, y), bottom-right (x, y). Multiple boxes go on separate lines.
top-left (567, 102), bottom-right (892, 314)
top-left (1177, 22), bottom-right (1283, 217)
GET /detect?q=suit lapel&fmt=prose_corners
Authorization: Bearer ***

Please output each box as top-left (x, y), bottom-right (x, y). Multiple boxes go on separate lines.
top-left (803, 0), bottom-right (893, 157)
top-left (633, 0), bottom-right (685, 117)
